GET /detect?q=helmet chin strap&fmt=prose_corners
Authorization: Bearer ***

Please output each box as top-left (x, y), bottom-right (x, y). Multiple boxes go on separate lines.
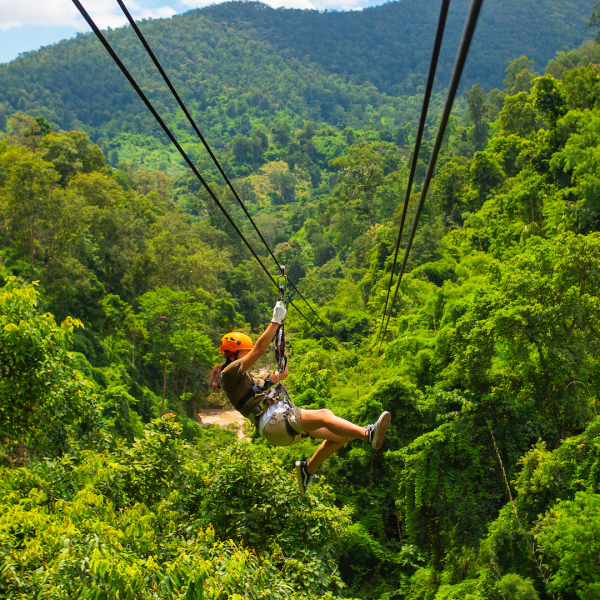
top-left (223, 350), bottom-right (238, 368)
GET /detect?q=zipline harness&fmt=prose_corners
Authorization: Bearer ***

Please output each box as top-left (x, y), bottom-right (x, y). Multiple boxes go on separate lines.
top-left (232, 266), bottom-right (304, 443)
top-left (275, 265), bottom-right (292, 379)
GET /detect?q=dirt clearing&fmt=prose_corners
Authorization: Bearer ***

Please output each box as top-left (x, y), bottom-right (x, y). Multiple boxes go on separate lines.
top-left (196, 408), bottom-right (247, 439)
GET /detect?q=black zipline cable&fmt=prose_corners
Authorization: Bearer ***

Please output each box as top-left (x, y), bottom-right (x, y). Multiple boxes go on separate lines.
top-left (71, 2), bottom-right (266, 275)
top-left (379, 0), bottom-right (484, 349)
top-left (71, 0), bottom-right (346, 354)
top-left (376, 0), bottom-right (451, 346)
top-left (114, 0), bottom-right (344, 348)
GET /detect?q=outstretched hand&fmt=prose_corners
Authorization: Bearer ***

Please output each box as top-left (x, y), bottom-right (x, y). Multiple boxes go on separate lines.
top-left (272, 300), bottom-right (287, 324)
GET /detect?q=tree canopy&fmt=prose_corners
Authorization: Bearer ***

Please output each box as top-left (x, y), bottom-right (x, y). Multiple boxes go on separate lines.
top-left (2, 12), bottom-right (600, 600)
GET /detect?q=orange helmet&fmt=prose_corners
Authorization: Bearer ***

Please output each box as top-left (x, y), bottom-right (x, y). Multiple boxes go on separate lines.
top-left (220, 332), bottom-right (254, 355)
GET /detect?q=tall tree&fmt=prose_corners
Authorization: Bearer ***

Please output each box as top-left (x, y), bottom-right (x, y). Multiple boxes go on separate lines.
top-left (137, 286), bottom-right (212, 414)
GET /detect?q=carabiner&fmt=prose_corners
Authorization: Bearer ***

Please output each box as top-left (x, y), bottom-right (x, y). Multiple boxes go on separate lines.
top-left (275, 265), bottom-right (288, 377)
top-left (277, 264), bottom-right (288, 305)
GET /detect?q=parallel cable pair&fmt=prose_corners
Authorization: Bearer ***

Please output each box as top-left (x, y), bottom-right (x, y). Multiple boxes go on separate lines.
top-left (71, 0), bottom-right (348, 357)
top-left (378, 0), bottom-right (484, 349)
top-left (376, 0), bottom-right (450, 346)
top-left (113, 0), bottom-right (340, 350)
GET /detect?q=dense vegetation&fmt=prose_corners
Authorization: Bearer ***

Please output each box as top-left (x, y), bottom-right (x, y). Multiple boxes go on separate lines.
top-left (0, 0), bottom-right (596, 175)
top-left (3, 3), bottom-right (600, 599)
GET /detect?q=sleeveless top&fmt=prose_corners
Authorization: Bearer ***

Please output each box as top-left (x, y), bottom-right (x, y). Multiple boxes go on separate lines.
top-left (221, 358), bottom-right (274, 418)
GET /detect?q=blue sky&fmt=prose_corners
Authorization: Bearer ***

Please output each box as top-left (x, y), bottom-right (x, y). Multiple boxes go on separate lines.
top-left (0, 0), bottom-right (385, 63)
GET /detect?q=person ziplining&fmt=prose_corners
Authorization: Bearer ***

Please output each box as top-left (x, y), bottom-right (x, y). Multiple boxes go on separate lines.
top-left (72, 0), bottom-right (483, 496)
top-left (210, 269), bottom-right (391, 496)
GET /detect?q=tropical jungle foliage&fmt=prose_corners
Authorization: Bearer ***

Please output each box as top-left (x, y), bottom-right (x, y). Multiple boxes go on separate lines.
top-left (2, 2), bottom-right (600, 598)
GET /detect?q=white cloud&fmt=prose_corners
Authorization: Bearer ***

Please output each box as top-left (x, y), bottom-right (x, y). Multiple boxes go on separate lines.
top-left (179, 0), bottom-right (369, 13)
top-left (311, 0), bottom-right (362, 9)
top-left (180, 0), bottom-right (316, 9)
top-left (0, 0), bottom-right (176, 32)
top-left (259, 0), bottom-right (316, 9)
top-left (0, 0), bottom-right (78, 30)
top-left (0, 0), bottom-right (371, 34)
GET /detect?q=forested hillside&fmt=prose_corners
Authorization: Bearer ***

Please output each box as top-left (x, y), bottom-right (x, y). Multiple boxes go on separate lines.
top-left (2, 1), bottom-right (600, 599)
top-left (0, 0), bottom-right (595, 145)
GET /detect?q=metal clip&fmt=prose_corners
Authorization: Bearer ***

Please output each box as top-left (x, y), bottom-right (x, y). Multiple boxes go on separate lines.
top-left (275, 264), bottom-right (290, 378)
top-left (277, 264), bottom-right (287, 300)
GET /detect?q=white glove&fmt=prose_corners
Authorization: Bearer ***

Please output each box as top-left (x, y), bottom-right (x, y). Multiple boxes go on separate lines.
top-left (271, 300), bottom-right (287, 324)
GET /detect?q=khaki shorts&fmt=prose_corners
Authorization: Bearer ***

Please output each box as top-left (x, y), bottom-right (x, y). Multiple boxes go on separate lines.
top-left (262, 404), bottom-right (306, 447)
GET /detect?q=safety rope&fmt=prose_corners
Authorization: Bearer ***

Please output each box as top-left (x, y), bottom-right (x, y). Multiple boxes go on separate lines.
top-left (275, 266), bottom-right (290, 379)
top-left (115, 0), bottom-right (345, 348)
top-left (378, 0), bottom-right (484, 349)
top-left (71, 0), bottom-right (346, 355)
top-left (376, 0), bottom-right (451, 346)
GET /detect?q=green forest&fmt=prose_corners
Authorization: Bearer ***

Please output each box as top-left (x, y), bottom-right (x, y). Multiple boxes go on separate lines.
top-left (0, 0), bottom-right (596, 173)
top-left (2, 0), bottom-right (600, 598)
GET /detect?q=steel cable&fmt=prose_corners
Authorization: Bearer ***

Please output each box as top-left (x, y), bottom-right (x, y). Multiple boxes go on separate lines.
top-left (376, 0), bottom-right (451, 346)
top-left (114, 0), bottom-right (344, 347)
top-left (71, 0), bottom-right (348, 355)
top-left (379, 0), bottom-right (484, 349)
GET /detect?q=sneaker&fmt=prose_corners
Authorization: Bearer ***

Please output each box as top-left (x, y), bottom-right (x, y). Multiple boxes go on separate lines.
top-left (296, 460), bottom-right (318, 497)
top-left (365, 411), bottom-right (391, 450)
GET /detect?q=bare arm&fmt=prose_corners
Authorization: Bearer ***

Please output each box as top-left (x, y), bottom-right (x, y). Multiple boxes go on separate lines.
top-left (241, 322), bottom-right (279, 372)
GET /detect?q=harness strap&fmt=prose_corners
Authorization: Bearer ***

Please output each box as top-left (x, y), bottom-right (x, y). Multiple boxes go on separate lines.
top-left (234, 375), bottom-right (274, 413)
top-left (237, 380), bottom-right (308, 443)
top-left (234, 383), bottom-right (262, 412)
top-left (250, 404), bottom-right (263, 423)
top-left (282, 407), bottom-right (310, 443)
top-left (284, 413), bottom-right (297, 438)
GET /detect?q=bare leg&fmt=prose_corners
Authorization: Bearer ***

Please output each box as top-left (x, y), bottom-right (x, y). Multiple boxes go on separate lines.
top-left (306, 428), bottom-right (349, 474)
top-left (300, 409), bottom-right (368, 441)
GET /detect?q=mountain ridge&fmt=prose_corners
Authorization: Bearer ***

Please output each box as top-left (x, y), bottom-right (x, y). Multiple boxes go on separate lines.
top-left (0, 0), bottom-right (595, 138)
top-left (195, 0), bottom-right (596, 92)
